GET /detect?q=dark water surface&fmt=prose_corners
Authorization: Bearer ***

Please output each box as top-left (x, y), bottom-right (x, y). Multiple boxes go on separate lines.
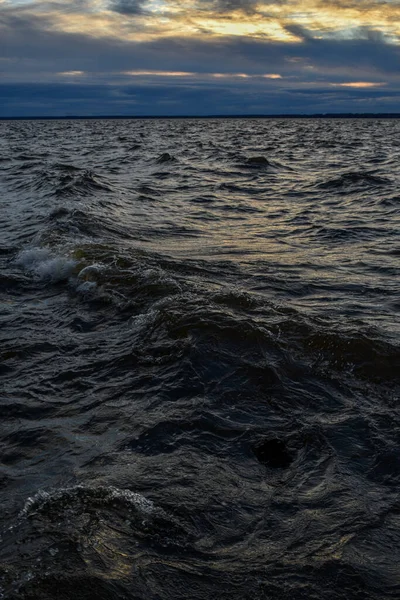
top-left (0, 118), bottom-right (399, 599)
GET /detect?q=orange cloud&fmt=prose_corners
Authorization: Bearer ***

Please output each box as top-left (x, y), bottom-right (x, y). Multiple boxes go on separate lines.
top-left (58, 71), bottom-right (85, 76)
top-left (123, 70), bottom-right (194, 76)
top-left (212, 72), bottom-right (282, 78)
top-left (333, 82), bottom-right (386, 88)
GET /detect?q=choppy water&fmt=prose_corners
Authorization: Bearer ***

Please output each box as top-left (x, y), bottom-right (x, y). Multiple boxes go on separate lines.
top-left (0, 118), bottom-right (399, 600)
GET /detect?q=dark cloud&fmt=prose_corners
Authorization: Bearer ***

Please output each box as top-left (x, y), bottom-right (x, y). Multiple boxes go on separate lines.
top-left (195, 0), bottom-right (289, 15)
top-left (283, 23), bottom-right (316, 42)
top-left (1, 10), bottom-right (399, 77)
top-left (354, 26), bottom-right (389, 43)
top-left (1, 79), bottom-right (400, 117)
top-left (0, 9), bottom-right (399, 116)
top-left (197, 0), bottom-right (258, 15)
top-left (109, 0), bottom-right (147, 15)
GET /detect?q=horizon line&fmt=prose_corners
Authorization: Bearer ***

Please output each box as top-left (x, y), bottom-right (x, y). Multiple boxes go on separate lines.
top-left (1, 112), bottom-right (400, 120)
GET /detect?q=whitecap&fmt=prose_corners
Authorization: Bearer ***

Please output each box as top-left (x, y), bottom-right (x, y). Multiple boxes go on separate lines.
top-left (75, 280), bottom-right (97, 294)
top-left (16, 247), bottom-right (76, 282)
top-left (77, 263), bottom-right (104, 282)
top-left (21, 485), bottom-right (155, 518)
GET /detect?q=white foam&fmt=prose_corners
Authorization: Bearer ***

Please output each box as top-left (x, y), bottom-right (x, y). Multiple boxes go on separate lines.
top-left (16, 247), bottom-right (76, 282)
top-left (21, 485), bottom-right (155, 517)
top-left (75, 280), bottom-right (97, 294)
top-left (77, 263), bottom-right (103, 281)
top-left (16, 247), bottom-right (52, 268)
top-left (130, 308), bottom-right (158, 329)
top-left (140, 267), bottom-right (181, 293)
top-left (35, 257), bottom-right (76, 281)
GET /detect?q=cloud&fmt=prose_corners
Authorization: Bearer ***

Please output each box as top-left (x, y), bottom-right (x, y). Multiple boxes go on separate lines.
top-left (333, 81), bottom-right (385, 88)
top-left (282, 23), bottom-right (316, 42)
top-left (109, 0), bottom-right (147, 15)
top-left (123, 70), bottom-right (195, 76)
top-left (0, 0), bottom-right (399, 115)
top-left (195, 0), bottom-right (260, 15)
top-left (1, 11), bottom-right (400, 83)
top-left (2, 80), bottom-right (400, 117)
top-left (3, 0), bottom-right (400, 43)
top-left (58, 70), bottom-right (86, 76)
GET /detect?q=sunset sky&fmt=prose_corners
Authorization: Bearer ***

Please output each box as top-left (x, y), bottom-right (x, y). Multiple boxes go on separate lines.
top-left (1, 0), bottom-right (400, 115)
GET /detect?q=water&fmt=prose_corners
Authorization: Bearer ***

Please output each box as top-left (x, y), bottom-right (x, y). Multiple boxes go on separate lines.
top-left (0, 118), bottom-right (399, 599)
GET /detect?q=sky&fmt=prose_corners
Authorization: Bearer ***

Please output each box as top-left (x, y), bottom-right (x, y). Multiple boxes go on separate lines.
top-left (1, 0), bottom-right (400, 115)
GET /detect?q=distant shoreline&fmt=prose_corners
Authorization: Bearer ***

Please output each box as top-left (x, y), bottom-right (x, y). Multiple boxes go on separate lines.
top-left (1, 113), bottom-right (400, 121)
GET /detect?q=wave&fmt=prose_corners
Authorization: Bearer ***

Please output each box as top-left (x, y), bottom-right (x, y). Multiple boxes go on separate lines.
top-left (314, 225), bottom-right (389, 242)
top-left (156, 152), bottom-right (176, 164)
top-left (137, 184), bottom-right (162, 196)
top-left (318, 171), bottom-right (391, 189)
top-left (0, 484), bottom-right (196, 600)
top-left (245, 155), bottom-right (272, 167)
top-left (2, 118), bottom-right (400, 600)
top-left (13, 239), bottom-right (399, 388)
top-left (53, 169), bottom-right (114, 197)
top-left (17, 164), bottom-right (115, 198)
top-left (21, 484), bottom-right (155, 517)
top-left (272, 318), bottom-right (400, 385)
top-left (48, 206), bottom-right (71, 220)
top-left (15, 248), bottom-right (77, 282)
